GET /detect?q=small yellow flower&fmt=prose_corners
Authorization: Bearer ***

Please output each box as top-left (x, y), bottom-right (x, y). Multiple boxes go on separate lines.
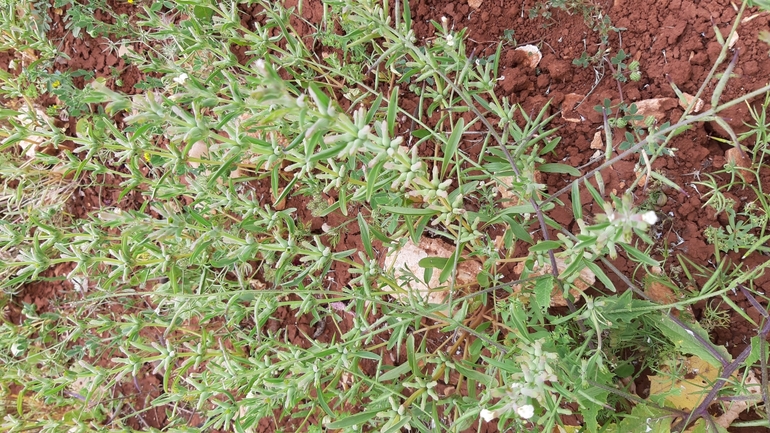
top-left (52, 80), bottom-right (61, 88)
top-left (143, 152), bottom-right (151, 161)
top-left (127, 0), bottom-right (133, 4)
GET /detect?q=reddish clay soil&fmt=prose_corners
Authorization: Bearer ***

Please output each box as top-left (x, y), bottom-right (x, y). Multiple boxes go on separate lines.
top-left (6, 0), bottom-right (770, 431)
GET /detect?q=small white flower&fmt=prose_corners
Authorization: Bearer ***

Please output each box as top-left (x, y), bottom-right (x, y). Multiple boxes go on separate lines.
top-left (446, 34), bottom-right (455, 46)
top-left (516, 404), bottom-right (535, 419)
top-left (255, 59), bottom-right (267, 75)
top-left (480, 409), bottom-right (498, 422)
top-left (173, 73), bottom-right (188, 85)
top-left (641, 211), bottom-right (658, 225)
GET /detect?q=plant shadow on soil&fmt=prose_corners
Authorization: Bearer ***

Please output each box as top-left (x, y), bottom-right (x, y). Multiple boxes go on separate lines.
top-left (5, 0), bottom-right (770, 431)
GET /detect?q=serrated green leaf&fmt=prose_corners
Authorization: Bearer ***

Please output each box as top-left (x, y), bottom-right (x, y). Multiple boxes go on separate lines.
top-left (653, 314), bottom-right (731, 367)
top-left (534, 274), bottom-right (555, 311)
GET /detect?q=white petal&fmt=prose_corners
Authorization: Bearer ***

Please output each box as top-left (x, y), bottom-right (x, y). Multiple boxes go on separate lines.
top-left (641, 211), bottom-right (658, 225)
top-left (517, 404), bottom-right (535, 419)
top-left (480, 409), bottom-right (498, 422)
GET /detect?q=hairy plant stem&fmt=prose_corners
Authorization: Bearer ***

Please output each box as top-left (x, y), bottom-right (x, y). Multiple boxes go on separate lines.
top-left (740, 285), bottom-right (770, 426)
top-left (400, 303), bottom-right (488, 409)
top-left (541, 80), bottom-right (770, 207)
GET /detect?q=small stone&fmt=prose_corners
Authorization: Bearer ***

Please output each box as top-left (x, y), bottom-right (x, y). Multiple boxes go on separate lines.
top-left (645, 280), bottom-right (676, 304)
top-left (382, 237), bottom-right (482, 305)
top-left (561, 93), bottom-right (585, 123)
top-left (590, 131), bottom-right (604, 149)
top-left (514, 45), bottom-right (542, 69)
top-left (725, 147), bottom-right (755, 184)
top-left (496, 171), bottom-right (543, 208)
top-left (630, 98), bottom-right (678, 127)
top-left (513, 258), bottom-right (595, 307)
top-left (679, 93), bottom-right (704, 113)
top-left (468, 0), bottom-right (483, 8)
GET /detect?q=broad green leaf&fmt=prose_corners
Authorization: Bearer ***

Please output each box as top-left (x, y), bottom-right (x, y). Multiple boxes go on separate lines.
top-left (454, 361), bottom-right (492, 384)
top-left (439, 247), bottom-right (460, 284)
top-left (621, 244), bottom-right (660, 267)
top-left (689, 418), bottom-right (728, 433)
top-left (602, 403), bottom-right (673, 433)
top-left (308, 140), bottom-right (347, 163)
top-left (600, 291), bottom-right (653, 323)
top-left (418, 257), bottom-right (449, 269)
top-left (585, 260), bottom-right (615, 292)
top-left (652, 314), bottom-right (731, 367)
top-left (538, 162), bottom-right (581, 176)
top-left (533, 274), bottom-right (556, 311)
top-left (352, 351), bottom-right (382, 361)
top-left (411, 128), bottom-right (432, 139)
top-left (529, 240), bottom-right (562, 252)
top-left (325, 410), bottom-right (379, 429)
top-left (379, 361), bottom-right (411, 382)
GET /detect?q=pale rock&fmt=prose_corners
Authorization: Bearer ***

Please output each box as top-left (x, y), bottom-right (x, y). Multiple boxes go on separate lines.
top-left (496, 171), bottom-right (543, 208)
top-left (513, 258), bottom-right (595, 307)
top-left (631, 98), bottom-right (677, 125)
top-left (12, 106), bottom-right (52, 159)
top-left (644, 279), bottom-right (677, 305)
top-left (630, 98), bottom-right (678, 127)
top-left (725, 147), bottom-right (755, 184)
top-left (590, 131), bottom-right (604, 150)
top-left (514, 45), bottom-right (542, 69)
top-left (383, 237), bottom-right (481, 305)
top-left (561, 93), bottom-right (585, 123)
top-left (468, 0), bottom-right (483, 8)
top-left (679, 93), bottom-right (704, 113)
top-left (716, 370), bottom-right (760, 428)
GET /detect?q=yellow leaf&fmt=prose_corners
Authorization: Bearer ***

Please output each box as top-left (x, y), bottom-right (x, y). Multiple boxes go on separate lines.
top-left (648, 356), bottom-right (727, 411)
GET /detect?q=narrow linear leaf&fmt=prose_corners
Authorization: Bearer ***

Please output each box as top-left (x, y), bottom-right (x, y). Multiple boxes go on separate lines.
top-left (442, 118), bottom-right (464, 178)
top-left (357, 213), bottom-right (374, 258)
top-left (572, 180), bottom-right (583, 221)
top-left (538, 162), bottom-right (581, 176)
top-left (379, 361), bottom-right (411, 382)
top-left (325, 410), bottom-right (379, 429)
top-left (529, 240), bottom-right (562, 252)
top-left (380, 206), bottom-right (440, 216)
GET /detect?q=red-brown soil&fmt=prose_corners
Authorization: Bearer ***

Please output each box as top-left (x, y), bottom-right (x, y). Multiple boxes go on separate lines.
top-left (5, 0), bottom-right (770, 431)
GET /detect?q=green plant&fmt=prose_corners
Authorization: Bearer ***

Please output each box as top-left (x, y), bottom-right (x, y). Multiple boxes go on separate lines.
top-left (1, 0), bottom-right (770, 432)
top-left (700, 302), bottom-right (732, 332)
top-left (609, 49), bottom-right (642, 82)
top-left (704, 200), bottom-right (769, 257)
